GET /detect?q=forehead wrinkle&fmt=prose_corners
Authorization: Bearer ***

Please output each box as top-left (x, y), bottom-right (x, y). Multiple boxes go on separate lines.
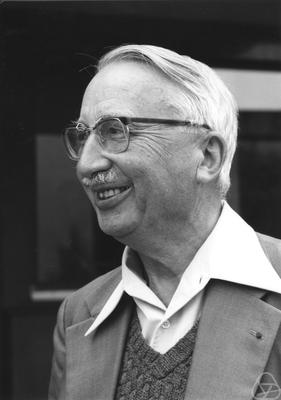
top-left (126, 85), bottom-right (186, 119)
top-left (81, 62), bottom-right (188, 120)
top-left (80, 102), bottom-right (135, 124)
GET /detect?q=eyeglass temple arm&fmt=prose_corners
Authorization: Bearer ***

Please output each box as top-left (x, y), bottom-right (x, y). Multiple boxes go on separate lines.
top-left (121, 117), bottom-right (210, 130)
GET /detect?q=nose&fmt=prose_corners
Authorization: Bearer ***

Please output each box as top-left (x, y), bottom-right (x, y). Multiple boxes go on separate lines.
top-left (76, 132), bottom-right (112, 180)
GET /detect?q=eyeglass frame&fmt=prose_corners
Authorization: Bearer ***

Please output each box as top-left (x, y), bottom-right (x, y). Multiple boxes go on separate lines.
top-left (63, 116), bottom-right (211, 161)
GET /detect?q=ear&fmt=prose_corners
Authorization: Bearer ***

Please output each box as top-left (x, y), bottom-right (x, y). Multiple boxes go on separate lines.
top-left (196, 133), bottom-right (227, 184)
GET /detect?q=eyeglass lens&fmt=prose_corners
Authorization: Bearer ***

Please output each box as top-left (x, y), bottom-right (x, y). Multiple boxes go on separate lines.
top-left (65, 119), bottom-right (129, 160)
top-left (97, 119), bottom-right (128, 153)
top-left (65, 128), bottom-right (86, 159)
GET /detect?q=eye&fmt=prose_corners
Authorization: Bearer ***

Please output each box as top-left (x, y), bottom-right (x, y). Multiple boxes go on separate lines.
top-left (99, 119), bottom-right (126, 140)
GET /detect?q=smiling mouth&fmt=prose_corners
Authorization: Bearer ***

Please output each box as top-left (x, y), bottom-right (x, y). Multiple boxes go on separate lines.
top-left (97, 186), bottom-right (131, 201)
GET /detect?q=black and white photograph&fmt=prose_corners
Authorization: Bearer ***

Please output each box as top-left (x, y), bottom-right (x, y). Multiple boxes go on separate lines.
top-left (0, 1), bottom-right (281, 399)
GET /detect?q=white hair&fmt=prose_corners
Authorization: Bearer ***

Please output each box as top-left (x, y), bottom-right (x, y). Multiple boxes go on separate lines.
top-left (97, 44), bottom-right (238, 196)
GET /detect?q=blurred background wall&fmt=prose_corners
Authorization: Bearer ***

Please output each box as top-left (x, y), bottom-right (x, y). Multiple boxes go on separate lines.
top-left (0, 1), bottom-right (280, 399)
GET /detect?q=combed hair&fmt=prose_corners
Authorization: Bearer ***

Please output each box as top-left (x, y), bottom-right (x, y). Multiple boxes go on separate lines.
top-left (97, 44), bottom-right (238, 196)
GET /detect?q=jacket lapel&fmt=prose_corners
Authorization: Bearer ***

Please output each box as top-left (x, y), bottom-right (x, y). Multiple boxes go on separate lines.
top-left (185, 279), bottom-right (281, 400)
top-left (66, 294), bottom-right (134, 400)
top-left (64, 268), bottom-right (133, 400)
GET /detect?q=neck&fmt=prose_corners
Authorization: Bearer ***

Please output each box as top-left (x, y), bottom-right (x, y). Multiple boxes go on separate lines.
top-left (124, 199), bottom-right (222, 306)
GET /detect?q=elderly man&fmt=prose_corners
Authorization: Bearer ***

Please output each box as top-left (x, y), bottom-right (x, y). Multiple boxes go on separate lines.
top-left (49, 45), bottom-right (281, 400)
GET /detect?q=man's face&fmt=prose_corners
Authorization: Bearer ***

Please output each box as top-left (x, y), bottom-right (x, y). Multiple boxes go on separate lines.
top-left (76, 61), bottom-right (201, 241)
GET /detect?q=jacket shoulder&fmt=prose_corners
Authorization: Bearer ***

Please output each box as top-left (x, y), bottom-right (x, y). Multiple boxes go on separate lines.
top-left (257, 232), bottom-right (281, 277)
top-left (62, 266), bottom-right (122, 326)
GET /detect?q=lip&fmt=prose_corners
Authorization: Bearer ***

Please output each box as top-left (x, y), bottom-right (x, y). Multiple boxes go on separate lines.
top-left (94, 185), bottom-right (133, 210)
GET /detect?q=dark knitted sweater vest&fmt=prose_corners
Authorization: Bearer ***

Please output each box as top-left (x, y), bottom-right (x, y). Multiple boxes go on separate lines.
top-left (115, 312), bottom-right (199, 400)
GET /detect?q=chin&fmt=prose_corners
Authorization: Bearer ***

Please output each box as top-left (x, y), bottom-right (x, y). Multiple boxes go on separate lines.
top-left (97, 216), bottom-right (138, 242)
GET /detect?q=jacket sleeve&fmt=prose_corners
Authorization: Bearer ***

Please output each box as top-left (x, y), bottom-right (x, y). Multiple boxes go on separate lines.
top-left (48, 298), bottom-right (68, 400)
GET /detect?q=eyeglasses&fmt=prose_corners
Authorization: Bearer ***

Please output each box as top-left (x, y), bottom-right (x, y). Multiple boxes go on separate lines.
top-left (63, 116), bottom-right (211, 161)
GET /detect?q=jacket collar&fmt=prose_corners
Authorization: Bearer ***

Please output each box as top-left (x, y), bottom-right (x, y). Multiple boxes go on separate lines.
top-left (85, 267), bottom-right (122, 318)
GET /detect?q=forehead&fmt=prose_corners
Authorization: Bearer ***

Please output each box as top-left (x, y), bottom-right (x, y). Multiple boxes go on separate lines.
top-left (79, 61), bottom-right (186, 123)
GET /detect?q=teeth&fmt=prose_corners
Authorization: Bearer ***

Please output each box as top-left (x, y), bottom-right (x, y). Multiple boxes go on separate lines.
top-left (97, 187), bottom-right (128, 200)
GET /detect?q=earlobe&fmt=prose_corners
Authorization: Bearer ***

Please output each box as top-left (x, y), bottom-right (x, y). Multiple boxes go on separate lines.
top-left (196, 134), bottom-right (226, 184)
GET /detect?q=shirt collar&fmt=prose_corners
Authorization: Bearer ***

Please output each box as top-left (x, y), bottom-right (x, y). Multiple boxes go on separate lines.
top-left (203, 201), bottom-right (281, 293)
top-left (122, 244), bottom-right (209, 320)
top-left (85, 202), bottom-right (281, 336)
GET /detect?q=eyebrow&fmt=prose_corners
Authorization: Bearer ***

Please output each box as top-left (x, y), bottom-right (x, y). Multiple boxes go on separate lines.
top-left (72, 114), bottom-right (120, 126)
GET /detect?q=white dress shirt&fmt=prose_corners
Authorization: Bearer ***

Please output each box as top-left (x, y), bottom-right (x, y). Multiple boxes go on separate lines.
top-left (85, 202), bottom-right (281, 354)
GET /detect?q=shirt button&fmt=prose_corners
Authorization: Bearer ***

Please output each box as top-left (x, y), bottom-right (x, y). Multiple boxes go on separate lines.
top-left (161, 320), bottom-right (170, 329)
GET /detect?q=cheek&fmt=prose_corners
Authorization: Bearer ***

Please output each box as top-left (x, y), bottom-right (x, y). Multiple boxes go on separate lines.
top-left (106, 137), bottom-right (198, 199)
top-left (128, 134), bottom-right (177, 168)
